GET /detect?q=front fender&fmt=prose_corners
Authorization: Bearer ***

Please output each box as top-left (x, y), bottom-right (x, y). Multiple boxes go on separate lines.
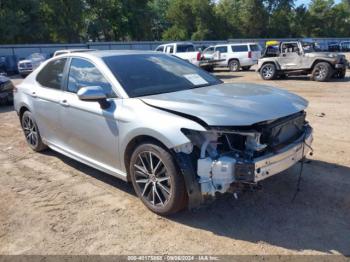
top-left (118, 98), bottom-right (206, 173)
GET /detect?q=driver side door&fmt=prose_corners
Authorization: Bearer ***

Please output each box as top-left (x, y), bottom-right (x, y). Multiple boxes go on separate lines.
top-left (59, 57), bottom-right (122, 173)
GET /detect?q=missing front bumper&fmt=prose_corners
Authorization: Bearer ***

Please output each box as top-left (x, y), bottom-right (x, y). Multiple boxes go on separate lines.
top-left (235, 126), bottom-right (313, 182)
top-left (197, 126), bottom-right (313, 198)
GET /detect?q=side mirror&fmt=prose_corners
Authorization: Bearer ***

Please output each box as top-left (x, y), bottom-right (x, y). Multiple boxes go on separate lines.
top-left (77, 86), bottom-right (110, 109)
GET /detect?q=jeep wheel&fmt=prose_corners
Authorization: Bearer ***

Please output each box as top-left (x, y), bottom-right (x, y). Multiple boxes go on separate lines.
top-left (229, 60), bottom-right (240, 72)
top-left (260, 63), bottom-right (277, 80)
top-left (311, 62), bottom-right (332, 82)
top-left (333, 69), bottom-right (346, 79)
top-left (129, 143), bottom-right (187, 215)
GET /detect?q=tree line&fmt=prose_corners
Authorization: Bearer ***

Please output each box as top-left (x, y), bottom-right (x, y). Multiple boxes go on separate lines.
top-left (0, 0), bottom-right (349, 44)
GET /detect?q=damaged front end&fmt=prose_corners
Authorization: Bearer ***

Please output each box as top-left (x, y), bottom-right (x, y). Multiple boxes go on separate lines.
top-left (174, 111), bottom-right (313, 208)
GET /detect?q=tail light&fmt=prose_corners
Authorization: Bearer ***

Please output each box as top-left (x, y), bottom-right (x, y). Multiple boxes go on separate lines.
top-left (197, 52), bottom-right (201, 61)
top-left (248, 51), bottom-right (252, 58)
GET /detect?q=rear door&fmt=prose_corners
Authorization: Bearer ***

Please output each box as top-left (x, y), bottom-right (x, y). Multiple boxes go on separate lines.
top-left (59, 57), bottom-right (121, 170)
top-left (33, 58), bottom-right (67, 146)
top-left (231, 45), bottom-right (250, 66)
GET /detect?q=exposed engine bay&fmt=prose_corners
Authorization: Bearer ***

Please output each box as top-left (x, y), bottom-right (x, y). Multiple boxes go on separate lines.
top-left (175, 111), bottom-right (313, 200)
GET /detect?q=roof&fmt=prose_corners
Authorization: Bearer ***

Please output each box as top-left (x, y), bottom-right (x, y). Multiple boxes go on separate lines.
top-left (59, 49), bottom-right (159, 59)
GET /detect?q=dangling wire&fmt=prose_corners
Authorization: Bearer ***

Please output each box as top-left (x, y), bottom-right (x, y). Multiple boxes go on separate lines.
top-left (292, 131), bottom-right (312, 202)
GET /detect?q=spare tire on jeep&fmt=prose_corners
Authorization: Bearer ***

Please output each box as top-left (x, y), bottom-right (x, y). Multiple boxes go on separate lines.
top-left (311, 62), bottom-right (332, 82)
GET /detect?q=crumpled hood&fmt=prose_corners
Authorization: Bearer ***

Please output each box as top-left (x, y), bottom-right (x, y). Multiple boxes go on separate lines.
top-left (141, 83), bottom-right (308, 126)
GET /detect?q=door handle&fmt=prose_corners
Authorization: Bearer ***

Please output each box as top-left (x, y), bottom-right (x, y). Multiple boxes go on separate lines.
top-left (30, 91), bottom-right (37, 98)
top-left (59, 99), bottom-right (70, 107)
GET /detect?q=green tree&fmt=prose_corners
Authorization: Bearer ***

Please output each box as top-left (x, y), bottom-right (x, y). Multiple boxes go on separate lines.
top-left (162, 0), bottom-right (217, 41)
top-left (266, 0), bottom-right (295, 37)
top-left (215, 0), bottom-right (243, 39)
top-left (0, 0), bottom-right (48, 44)
top-left (239, 0), bottom-right (269, 38)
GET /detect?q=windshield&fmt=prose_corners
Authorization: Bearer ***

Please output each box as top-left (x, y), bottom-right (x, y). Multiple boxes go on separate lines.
top-left (103, 53), bottom-right (221, 97)
top-left (302, 42), bottom-right (316, 53)
top-left (176, 44), bottom-right (195, 53)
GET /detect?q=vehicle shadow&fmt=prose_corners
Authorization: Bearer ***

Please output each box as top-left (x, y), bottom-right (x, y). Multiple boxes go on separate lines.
top-left (215, 74), bottom-right (243, 80)
top-left (170, 159), bottom-right (350, 255)
top-left (40, 149), bottom-right (350, 255)
top-left (276, 75), bottom-right (350, 82)
top-left (0, 104), bottom-right (14, 113)
top-left (41, 149), bottom-right (134, 195)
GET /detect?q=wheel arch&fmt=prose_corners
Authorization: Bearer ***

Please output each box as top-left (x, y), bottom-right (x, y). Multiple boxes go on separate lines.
top-left (123, 135), bottom-right (173, 180)
top-left (259, 61), bottom-right (280, 71)
top-left (19, 104), bottom-right (31, 120)
top-left (311, 59), bottom-right (333, 69)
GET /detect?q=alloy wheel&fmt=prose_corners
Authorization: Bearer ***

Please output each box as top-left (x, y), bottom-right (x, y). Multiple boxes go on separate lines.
top-left (262, 65), bottom-right (274, 78)
top-left (314, 65), bottom-right (327, 80)
top-left (22, 115), bottom-right (38, 147)
top-left (133, 151), bottom-right (171, 207)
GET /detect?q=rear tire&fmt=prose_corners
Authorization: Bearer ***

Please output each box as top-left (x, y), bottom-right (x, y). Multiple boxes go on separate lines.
top-left (260, 63), bottom-right (277, 80)
top-left (311, 62), bottom-right (332, 82)
top-left (129, 142), bottom-right (187, 215)
top-left (21, 111), bottom-right (47, 152)
top-left (229, 59), bottom-right (240, 72)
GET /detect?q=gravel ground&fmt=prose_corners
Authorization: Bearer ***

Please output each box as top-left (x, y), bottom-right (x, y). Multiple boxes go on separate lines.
top-left (0, 68), bottom-right (349, 255)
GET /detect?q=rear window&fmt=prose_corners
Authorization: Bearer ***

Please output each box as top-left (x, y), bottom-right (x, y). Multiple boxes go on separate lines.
top-left (36, 58), bottom-right (67, 90)
top-left (176, 45), bottom-right (195, 53)
top-left (231, 45), bottom-right (248, 52)
top-left (250, 44), bottom-right (260, 51)
top-left (103, 54), bottom-right (221, 98)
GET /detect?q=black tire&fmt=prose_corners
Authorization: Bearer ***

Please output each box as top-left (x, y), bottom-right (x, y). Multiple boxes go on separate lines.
top-left (260, 63), bottom-right (277, 80)
top-left (229, 59), bottom-right (240, 72)
top-left (129, 143), bottom-right (187, 215)
top-left (333, 68), bottom-right (346, 79)
top-left (242, 66), bottom-right (251, 71)
top-left (21, 111), bottom-right (47, 152)
top-left (311, 62), bottom-right (332, 82)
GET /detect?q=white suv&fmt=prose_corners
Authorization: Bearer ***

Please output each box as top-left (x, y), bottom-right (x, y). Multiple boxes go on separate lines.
top-left (214, 43), bottom-right (262, 71)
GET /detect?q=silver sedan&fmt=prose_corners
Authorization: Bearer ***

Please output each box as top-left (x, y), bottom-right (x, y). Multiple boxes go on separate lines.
top-left (14, 50), bottom-right (313, 215)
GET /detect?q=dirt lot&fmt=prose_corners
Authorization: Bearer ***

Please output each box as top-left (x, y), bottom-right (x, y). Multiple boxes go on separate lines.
top-left (0, 68), bottom-right (350, 255)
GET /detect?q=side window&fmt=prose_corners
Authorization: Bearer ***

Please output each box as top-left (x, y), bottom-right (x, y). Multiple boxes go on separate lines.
top-left (156, 46), bottom-right (164, 52)
top-left (215, 46), bottom-right (228, 53)
top-left (165, 45), bottom-right (174, 53)
top-left (36, 58), bottom-right (67, 90)
top-left (205, 47), bottom-right (214, 53)
top-left (232, 45), bottom-right (248, 52)
top-left (67, 58), bottom-right (116, 98)
top-left (281, 43), bottom-right (299, 53)
top-left (249, 44), bottom-right (260, 51)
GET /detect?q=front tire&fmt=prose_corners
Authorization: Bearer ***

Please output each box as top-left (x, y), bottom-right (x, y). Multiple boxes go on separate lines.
top-left (311, 62), bottom-right (332, 82)
top-left (129, 143), bottom-right (187, 215)
top-left (21, 111), bottom-right (47, 152)
top-left (229, 59), bottom-right (240, 72)
top-left (260, 63), bottom-right (277, 80)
